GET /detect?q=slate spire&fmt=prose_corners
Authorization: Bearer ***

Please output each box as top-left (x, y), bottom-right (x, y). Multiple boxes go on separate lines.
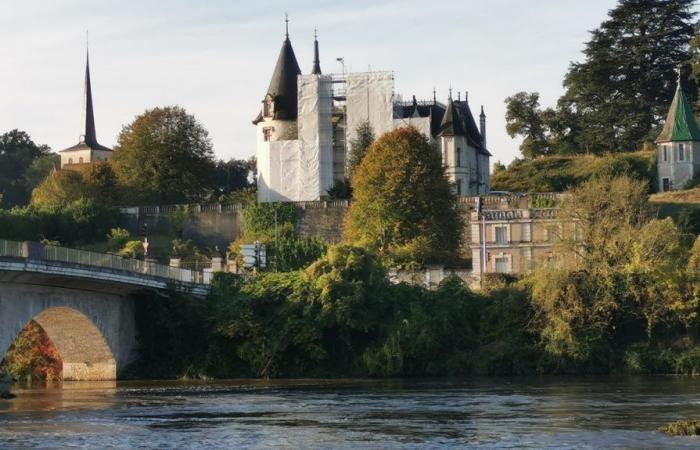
top-left (264, 16), bottom-right (302, 121)
top-left (81, 46), bottom-right (97, 146)
top-left (311, 28), bottom-right (322, 75)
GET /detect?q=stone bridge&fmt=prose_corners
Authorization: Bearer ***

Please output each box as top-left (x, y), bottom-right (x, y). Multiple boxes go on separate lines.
top-left (0, 241), bottom-right (210, 381)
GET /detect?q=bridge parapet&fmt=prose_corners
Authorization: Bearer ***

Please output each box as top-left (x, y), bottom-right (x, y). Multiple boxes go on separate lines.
top-left (0, 240), bottom-right (210, 297)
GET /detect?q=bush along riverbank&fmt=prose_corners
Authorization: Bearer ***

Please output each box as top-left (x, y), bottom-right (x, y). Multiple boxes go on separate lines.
top-left (126, 242), bottom-right (700, 379)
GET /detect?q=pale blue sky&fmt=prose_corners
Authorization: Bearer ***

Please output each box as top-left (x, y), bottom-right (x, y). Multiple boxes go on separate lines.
top-left (2, 0), bottom-right (683, 165)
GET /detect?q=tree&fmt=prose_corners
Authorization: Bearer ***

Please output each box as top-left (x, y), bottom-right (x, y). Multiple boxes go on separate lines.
top-left (558, 0), bottom-right (696, 153)
top-left (0, 130), bottom-right (53, 208)
top-left (30, 170), bottom-right (87, 208)
top-left (504, 92), bottom-right (552, 158)
top-left (346, 121), bottom-right (375, 179)
top-left (111, 106), bottom-right (215, 204)
top-left (206, 157), bottom-right (255, 201)
top-left (80, 162), bottom-right (120, 205)
top-left (531, 176), bottom-right (694, 365)
top-left (344, 127), bottom-right (462, 264)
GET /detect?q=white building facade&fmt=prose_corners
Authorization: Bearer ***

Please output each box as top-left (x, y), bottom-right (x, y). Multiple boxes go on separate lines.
top-left (254, 29), bottom-right (490, 202)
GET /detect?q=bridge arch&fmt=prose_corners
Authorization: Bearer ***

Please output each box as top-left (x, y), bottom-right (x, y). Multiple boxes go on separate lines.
top-left (0, 284), bottom-right (137, 381)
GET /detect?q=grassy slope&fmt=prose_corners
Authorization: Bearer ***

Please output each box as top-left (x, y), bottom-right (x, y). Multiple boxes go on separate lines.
top-left (491, 151), bottom-right (657, 192)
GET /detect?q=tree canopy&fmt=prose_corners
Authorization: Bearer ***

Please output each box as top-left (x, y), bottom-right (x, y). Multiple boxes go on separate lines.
top-left (110, 106), bottom-right (215, 204)
top-left (344, 127), bottom-right (462, 264)
top-left (507, 0), bottom-right (697, 157)
top-left (0, 130), bottom-right (55, 208)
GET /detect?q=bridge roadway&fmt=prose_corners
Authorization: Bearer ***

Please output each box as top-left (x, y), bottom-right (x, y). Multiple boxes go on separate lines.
top-left (0, 241), bottom-right (210, 381)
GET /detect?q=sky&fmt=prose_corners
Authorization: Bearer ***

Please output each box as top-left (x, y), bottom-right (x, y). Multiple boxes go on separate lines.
top-left (0, 0), bottom-right (662, 166)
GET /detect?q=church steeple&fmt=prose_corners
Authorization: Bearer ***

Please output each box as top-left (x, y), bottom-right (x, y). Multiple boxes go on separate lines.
top-left (81, 48), bottom-right (97, 146)
top-left (311, 28), bottom-right (322, 75)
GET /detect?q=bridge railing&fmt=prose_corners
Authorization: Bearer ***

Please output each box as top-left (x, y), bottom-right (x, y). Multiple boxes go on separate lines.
top-left (0, 240), bottom-right (206, 285)
top-left (0, 240), bottom-right (23, 258)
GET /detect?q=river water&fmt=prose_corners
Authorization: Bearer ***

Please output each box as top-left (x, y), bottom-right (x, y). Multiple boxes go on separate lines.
top-left (1, 377), bottom-right (700, 449)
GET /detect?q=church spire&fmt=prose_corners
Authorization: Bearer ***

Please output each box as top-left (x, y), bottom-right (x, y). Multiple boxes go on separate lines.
top-left (81, 37), bottom-right (97, 146)
top-left (311, 28), bottom-right (322, 75)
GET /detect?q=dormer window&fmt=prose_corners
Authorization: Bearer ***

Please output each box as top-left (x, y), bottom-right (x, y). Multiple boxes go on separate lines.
top-left (263, 96), bottom-right (274, 118)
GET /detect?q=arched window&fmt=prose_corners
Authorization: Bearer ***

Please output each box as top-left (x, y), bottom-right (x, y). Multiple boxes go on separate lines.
top-left (78, 157), bottom-right (84, 164)
top-left (456, 148), bottom-right (461, 167)
top-left (68, 158), bottom-right (73, 164)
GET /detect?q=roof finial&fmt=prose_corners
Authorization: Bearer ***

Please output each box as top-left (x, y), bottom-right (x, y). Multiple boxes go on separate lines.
top-left (433, 87), bottom-right (437, 103)
top-left (465, 91), bottom-right (469, 103)
top-left (314, 27), bottom-right (317, 40)
top-left (457, 91), bottom-right (461, 101)
top-left (448, 85), bottom-right (452, 100)
top-left (285, 13), bottom-right (289, 39)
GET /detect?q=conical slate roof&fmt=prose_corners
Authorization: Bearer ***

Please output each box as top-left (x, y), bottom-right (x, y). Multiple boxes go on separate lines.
top-left (656, 80), bottom-right (700, 142)
top-left (60, 51), bottom-right (111, 153)
top-left (439, 97), bottom-right (466, 137)
top-left (265, 36), bottom-right (302, 121)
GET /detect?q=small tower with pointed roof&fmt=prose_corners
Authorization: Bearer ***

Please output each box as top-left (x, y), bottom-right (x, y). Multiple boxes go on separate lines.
top-left (438, 92), bottom-right (490, 196)
top-left (60, 46), bottom-right (112, 169)
top-left (656, 72), bottom-right (700, 191)
top-left (252, 15), bottom-right (302, 143)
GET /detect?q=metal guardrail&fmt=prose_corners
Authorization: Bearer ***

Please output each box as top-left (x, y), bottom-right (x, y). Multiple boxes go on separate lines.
top-left (0, 240), bottom-right (207, 285)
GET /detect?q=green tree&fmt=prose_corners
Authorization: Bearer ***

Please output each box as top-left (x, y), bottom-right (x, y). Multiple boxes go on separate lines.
top-left (504, 92), bottom-right (552, 158)
top-left (111, 106), bottom-right (215, 204)
top-left (559, 0), bottom-right (696, 154)
top-left (0, 130), bottom-right (53, 208)
top-left (30, 170), bottom-right (87, 208)
top-left (346, 121), bottom-right (375, 179)
top-left (344, 127), bottom-right (461, 264)
top-left (531, 176), bottom-right (694, 366)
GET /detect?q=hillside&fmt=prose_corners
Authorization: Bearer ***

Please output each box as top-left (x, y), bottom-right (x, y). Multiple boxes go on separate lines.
top-left (491, 152), bottom-right (657, 192)
top-left (649, 187), bottom-right (700, 205)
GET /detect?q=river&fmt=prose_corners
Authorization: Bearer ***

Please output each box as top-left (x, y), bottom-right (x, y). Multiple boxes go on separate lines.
top-left (1, 377), bottom-right (699, 449)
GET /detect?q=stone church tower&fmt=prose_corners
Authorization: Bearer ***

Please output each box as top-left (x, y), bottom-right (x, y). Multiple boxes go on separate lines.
top-left (656, 75), bottom-right (700, 191)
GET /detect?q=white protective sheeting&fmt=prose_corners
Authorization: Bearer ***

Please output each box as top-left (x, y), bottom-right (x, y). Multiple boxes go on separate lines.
top-left (257, 140), bottom-right (301, 202)
top-left (297, 74), bottom-right (334, 201)
top-left (345, 72), bottom-right (394, 150)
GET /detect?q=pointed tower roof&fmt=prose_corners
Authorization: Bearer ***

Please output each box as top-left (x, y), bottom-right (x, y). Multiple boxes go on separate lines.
top-left (311, 28), bottom-right (321, 75)
top-left (439, 96), bottom-right (466, 137)
top-left (259, 17), bottom-right (302, 122)
top-left (61, 47), bottom-right (111, 154)
top-left (656, 77), bottom-right (700, 142)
